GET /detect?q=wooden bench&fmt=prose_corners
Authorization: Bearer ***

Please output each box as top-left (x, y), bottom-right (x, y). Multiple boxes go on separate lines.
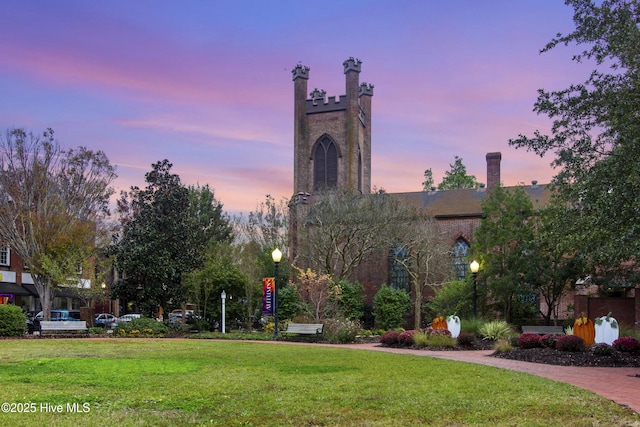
top-left (521, 325), bottom-right (564, 335)
top-left (284, 323), bottom-right (324, 340)
top-left (39, 321), bottom-right (88, 336)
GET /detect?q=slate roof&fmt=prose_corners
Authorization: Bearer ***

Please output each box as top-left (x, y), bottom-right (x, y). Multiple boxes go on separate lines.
top-left (390, 184), bottom-right (552, 218)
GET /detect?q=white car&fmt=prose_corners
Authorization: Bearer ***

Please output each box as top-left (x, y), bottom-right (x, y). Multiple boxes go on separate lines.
top-left (115, 314), bottom-right (141, 325)
top-left (94, 313), bottom-right (117, 328)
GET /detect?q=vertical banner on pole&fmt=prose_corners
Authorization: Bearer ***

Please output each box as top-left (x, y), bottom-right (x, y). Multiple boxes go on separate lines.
top-left (262, 277), bottom-right (275, 316)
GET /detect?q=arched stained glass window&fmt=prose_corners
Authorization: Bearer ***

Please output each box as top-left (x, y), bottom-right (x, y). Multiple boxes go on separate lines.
top-left (452, 238), bottom-right (470, 279)
top-left (314, 136), bottom-right (338, 190)
top-left (389, 245), bottom-right (410, 292)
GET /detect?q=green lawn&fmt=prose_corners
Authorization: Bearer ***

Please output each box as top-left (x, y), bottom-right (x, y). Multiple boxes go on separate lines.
top-left (0, 339), bottom-right (637, 426)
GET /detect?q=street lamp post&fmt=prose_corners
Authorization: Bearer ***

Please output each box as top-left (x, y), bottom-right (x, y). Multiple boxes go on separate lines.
top-left (271, 248), bottom-right (282, 338)
top-left (470, 260), bottom-right (480, 318)
top-left (221, 290), bottom-right (226, 334)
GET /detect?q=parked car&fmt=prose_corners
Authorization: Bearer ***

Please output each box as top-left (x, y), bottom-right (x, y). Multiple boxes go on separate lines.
top-left (25, 311), bottom-right (40, 334)
top-left (169, 309), bottom-right (195, 324)
top-left (94, 313), bottom-right (117, 328)
top-left (26, 310), bottom-right (82, 333)
top-left (115, 314), bottom-right (141, 325)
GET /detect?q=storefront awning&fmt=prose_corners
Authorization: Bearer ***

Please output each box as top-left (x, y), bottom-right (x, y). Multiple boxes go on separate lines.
top-left (0, 282), bottom-right (35, 296)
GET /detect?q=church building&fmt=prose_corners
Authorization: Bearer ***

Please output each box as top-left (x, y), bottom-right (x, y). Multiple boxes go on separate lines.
top-left (289, 57), bottom-right (548, 289)
top-left (288, 57), bottom-right (640, 328)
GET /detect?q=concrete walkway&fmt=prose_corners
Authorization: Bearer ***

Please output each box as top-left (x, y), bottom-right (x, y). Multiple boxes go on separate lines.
top-left (333, 343), bottom-right (640, 415)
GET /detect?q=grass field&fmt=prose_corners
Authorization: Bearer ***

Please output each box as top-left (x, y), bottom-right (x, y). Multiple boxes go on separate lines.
top-left (0, 338), bottom-right (638, 426)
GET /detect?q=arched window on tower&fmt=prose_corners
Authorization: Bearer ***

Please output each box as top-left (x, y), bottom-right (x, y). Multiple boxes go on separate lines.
top-left (314, 136), bottom-right (338, 190)
top-left (452, 238), bottom-right (470, 279)
top-left (388, 245), bottom-right (410, 292)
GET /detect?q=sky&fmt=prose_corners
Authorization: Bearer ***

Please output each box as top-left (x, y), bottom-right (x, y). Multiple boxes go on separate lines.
top-left (0, 1), bottom-right (591, 215)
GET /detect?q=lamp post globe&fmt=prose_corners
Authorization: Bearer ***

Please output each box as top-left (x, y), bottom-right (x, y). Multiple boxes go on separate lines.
top-left (470, 260), bottom-right (479, 318)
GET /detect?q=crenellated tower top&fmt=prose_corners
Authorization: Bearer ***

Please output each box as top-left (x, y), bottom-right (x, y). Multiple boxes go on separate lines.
top-left (359, 82), bottom-right (374, 97)
top-left (343, 57), bottom-right (362, 74)
top-left (292, 64), bottom-right (310, 81)
top-left (292, 57), bottom-right (373, 197)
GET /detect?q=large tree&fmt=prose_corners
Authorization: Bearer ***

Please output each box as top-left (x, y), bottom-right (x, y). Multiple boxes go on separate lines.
top-left (524, 201), bottom-right (586, 325)
top-left (473, 186), bottom-right (537, 323)
top-left (295, 189), bottom-right (404, 282)
top-left (111, 160), bottom-right (231, 317)
top-left (510, 0), bottom-right (640, 276)
top-left (233, 194), bottom-right (291, 328)
top-left (0, 128), bottom-right (117, 320)
top-left (391, 209), bottom-right (452, 329)
top-left (183, 241), bottom-right (247, 330)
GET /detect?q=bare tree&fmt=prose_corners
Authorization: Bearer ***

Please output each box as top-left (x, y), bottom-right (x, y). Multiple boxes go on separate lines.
top-left (391, 208), bottom-right (452, 329)
top-left (295, 189), bottom-right (404, 282)
top-left (234, 194), bottom-right (289, 254)
top-left (0, 128), bottom-right (116, 320)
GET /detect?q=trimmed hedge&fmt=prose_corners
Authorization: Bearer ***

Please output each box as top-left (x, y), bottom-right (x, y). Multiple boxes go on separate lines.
top-left (0, 305), bottom-right (26, 336)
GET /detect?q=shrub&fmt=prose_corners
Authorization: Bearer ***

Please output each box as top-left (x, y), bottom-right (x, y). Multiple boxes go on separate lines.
top-left (457, 332), bottom-right (475, 347)
top-left (332, 281), bottom-right (365, 321)
top-left (380, 330), bottom-right (400, 345)
top-left (493, 338), bottom-right (512, 353)
top-left (322, 318), bottom-right (361, 344)
top-left (0, 305), bottom-right (26, 336)
top-left (89, 327), bottom-right (106, 335)
top-left (412, 330), bottom-right (429, 347)
top-left (426, 279), bottom-right (473, 319)
top-left (460, 317), bottom-right (484, 335)
top-left (556, 335), bottom-right (585, 352)
top-left (167, 321), bottom-right (191, 336)
top-left (539, 334), bottom-right (559, 349)
top-left (426, 333), bottom-right (457, 348)
top-left (479, 320), bottom-right (513, 340)
top-left (517, 333), bottom-right (542, 349)
top-left (612, 336), bottom-right (640, 352)
top-left (114, 317), bottom-right (169, 335)
top-left (592, 343), bottom-right (614, 357)
top-left (373, 285), bottom-right (410, 330)
top-left (398, 330), bottom-right (417, 346)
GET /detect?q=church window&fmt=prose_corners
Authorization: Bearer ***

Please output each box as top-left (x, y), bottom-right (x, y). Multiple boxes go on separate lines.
top-left (389, 245), bottom-right (410, 292)
top-left (452, 238), bottom-right (470, 279)
top-left (314, 136), bottom-right (338, 190)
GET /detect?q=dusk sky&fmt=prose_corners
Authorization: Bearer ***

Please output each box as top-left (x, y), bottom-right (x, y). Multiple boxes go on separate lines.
top-left (0, 1), bottom-right (591, 215)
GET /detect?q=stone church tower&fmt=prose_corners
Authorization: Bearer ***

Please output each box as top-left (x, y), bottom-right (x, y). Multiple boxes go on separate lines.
top-left (292, 57), bottom-right (374, 195)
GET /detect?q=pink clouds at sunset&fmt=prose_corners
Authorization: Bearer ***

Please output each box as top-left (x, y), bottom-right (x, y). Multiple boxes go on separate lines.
top-left (0, 1), bottom-right (591, 214)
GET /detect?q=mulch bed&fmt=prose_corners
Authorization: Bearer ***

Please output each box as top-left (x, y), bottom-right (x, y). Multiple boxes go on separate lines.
top-left (492, 346), bottom-right (640, 367)
top-left (377, 338), bottom-right (640, 367)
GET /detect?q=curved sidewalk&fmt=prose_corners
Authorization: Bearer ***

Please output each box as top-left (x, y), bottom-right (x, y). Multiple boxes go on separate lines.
top-left (336, 343), bottom-right (640, 414)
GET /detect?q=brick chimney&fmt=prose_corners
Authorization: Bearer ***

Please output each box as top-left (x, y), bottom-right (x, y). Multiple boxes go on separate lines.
top-left (486, 152), bottom-right (501, 189)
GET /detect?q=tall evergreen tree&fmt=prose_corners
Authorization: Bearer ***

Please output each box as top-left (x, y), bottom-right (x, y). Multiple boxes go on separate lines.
top-left (473, 186), bottom-right (536, 323)
top-left (438, 156), bottom-right (481, 190)
top-left (111, 160), bottom-right (231, 317)
top-left (510, 0), bottom-right (640, 277)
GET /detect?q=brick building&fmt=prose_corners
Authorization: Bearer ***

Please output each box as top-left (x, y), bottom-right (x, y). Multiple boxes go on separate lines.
top-left (288, 58), bottom-right (639, 327)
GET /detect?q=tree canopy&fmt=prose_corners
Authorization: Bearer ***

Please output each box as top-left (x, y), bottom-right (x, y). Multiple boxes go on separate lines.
top-left (423, 156), bottom-right (481, 191)
top-left (111, 160), bottom-right (231, 317)
top-left (0, 128), bottom-right (117, 319)
top-left (510, 0), bottom-right (640, 276)
top-left (295, 189), bottom-right (405, 282)
top-left (473, 186), bottom-right (537, 323)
